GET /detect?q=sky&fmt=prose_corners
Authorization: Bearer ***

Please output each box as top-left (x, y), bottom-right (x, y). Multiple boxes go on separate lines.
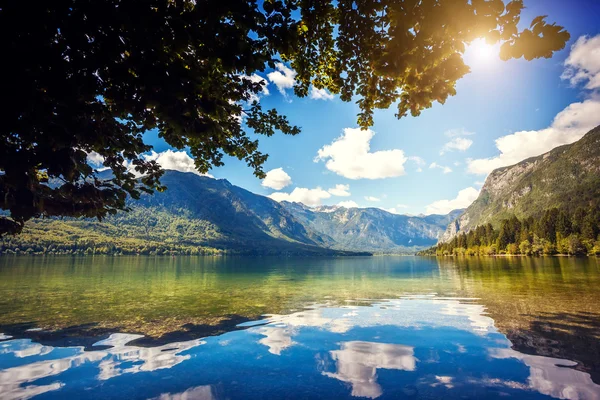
top-left (136, 0), bottom-right (600, 216)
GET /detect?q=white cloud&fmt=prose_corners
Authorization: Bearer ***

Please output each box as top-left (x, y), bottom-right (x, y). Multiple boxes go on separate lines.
top-left (562, 34), bottom-right (600, 90)
top-left (408, 156), bottom-right (426, 166)
top-left (240, 74), bottom-right (270, 103)
top-left (87, 151), bottom-right (105, 166)
top-left (267, 63), bottom-right (297, 95)
top-left (364, 196), bottom-right (381, 202)
top-left (440, 137), bottom-right (473, 155)
top-left (408, 156), bottom-right (426, 172)
top-left (143, 150), bottom-right (213, 177)
top-left (445, 128), bottom-right (475, 137)
top-left (270, 183), bottom-right (351, 206)
top-left (425, 187), bottom-right (480, 215)
top-left (268, 187), bottom-right (331, 207)
top-left (328, 184), bottom-right (351, 197)
top-left (315, 128), bottom-right (407, 179)
top-left (381, 204), bottom-right (409, 214)
top-left (88, 150), bottom-right (213, 177)
top-left (261, 168), bottom-right (292, 190)
top-left (429, 162), bottom-right (452, 174)
top-left (467, 98), bottom-right (600, 174)
top-left (310, 87), bottom-right (334, 100)
top-left (338, 200), bottom-right (359, 208)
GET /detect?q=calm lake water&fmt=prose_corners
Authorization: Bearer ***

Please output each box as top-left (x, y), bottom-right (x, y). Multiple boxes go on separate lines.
top-left (0, 256), bottom-right (599, 400)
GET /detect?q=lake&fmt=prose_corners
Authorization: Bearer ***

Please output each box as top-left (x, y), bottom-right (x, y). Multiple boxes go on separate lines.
top-left (0, 256), bottom-right (599, 400)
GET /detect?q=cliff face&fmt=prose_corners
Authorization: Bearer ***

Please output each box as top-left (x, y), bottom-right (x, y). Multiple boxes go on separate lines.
top-left (441, 125), bottom-right (600, 241)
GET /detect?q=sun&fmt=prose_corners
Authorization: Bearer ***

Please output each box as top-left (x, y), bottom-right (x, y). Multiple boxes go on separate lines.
top-left (464, 38), bottom-right (500, 69)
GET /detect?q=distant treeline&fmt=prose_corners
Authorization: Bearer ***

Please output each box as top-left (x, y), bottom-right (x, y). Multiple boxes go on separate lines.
top-left (0, 237), bottom-right (226, 256)
top-left (0, 218), bottom-right (253, 256)
top-left (0, 211), bottom-right (229, 255)
top-left (421, 207), bottom-right (600, 256)
top-left (0, 219), bottom-right (355, 257)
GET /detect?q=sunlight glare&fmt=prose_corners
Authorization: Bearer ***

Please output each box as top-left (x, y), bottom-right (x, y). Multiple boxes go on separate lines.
top-left (464, 38), bottom-right (500, 69)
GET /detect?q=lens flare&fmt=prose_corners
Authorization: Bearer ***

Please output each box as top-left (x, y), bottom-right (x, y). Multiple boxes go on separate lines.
top-left (464, 38), bottom-right (500, 69)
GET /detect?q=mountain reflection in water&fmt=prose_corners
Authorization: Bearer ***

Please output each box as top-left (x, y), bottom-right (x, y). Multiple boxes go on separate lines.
top-left (1, 297), bottom-right (599, 400)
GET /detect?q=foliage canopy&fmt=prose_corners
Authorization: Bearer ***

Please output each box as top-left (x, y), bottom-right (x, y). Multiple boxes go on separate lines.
top-left (0, 0), bottom-right (569, 234)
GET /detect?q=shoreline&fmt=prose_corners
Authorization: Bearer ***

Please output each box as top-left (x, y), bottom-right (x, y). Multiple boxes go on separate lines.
top-left (1, 252), bottom-right (598, 258)
top-left (420, 253), bottom-right (598, 258)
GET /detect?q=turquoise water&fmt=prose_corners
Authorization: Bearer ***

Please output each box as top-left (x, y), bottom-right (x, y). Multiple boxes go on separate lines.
top-left (0, 256), bottom-right (599, 399)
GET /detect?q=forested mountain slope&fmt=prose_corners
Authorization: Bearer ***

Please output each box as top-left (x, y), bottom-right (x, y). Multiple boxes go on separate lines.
top-left (1, 171), bottom-right (353, 255)
top-left (442, 125), bottom-right (600, 242)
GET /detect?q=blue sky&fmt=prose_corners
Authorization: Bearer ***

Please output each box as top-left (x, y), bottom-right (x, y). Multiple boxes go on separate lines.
top-left (141, 0), bottom-right (600, 216)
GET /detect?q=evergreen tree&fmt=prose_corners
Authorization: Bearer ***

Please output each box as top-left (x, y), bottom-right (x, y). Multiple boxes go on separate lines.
top-left (497, 220), bottom-right (512, 251)
top-left (424, 205), bottom-right (600, 257)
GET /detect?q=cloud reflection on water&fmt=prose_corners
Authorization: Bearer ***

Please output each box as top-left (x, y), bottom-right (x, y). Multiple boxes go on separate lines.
top-left (257, 325), bottom-right (295, 355)
top-left (94, 334), bottom-right (205, 381)
top-left (149, 385), bottom-right (216, 400)
top-left (0, 334), bottom-right (205, 400)
top-left (323, 341), bottom-right (416, 399)
top-left (252, 297), bottom-right (600, 399)
top-left (0, 297), bottom-right (599, 400)
top-left (490, 348), bottom-right (600, 400)
top-left (0, 346), bottom-right (103, 400)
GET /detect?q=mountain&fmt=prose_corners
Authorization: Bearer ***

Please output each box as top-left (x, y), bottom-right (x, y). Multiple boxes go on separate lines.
top-left (442, 125), bottom-right (600, 241)
top-left (2, 171), bottom-right (364, 256)
top-left (2, 170), bottom-right (461, 256)
top-left (282, 201), bottom-right (463, 253)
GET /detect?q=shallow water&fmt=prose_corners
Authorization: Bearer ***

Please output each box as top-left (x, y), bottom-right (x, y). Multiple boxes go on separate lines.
top-left (0, 256), bottom-right (599, 399)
